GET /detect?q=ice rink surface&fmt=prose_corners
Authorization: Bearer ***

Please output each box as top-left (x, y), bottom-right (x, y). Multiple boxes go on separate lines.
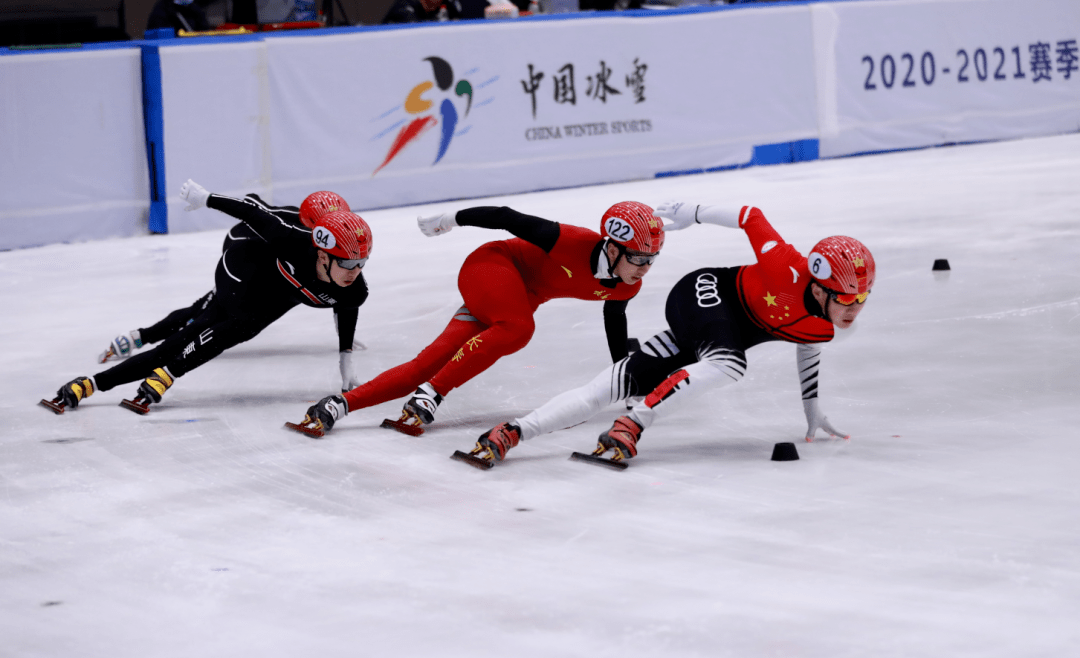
top-left (2, 134), bottom-right (1079, 657)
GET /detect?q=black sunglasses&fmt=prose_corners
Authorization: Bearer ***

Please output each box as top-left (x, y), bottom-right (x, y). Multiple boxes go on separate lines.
top-left (334, 257), bottom-right (367, 270)
top-left (624, 251), bottom-right (657, 266)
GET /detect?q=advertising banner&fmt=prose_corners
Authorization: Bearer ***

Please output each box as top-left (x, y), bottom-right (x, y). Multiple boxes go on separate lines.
top-left (814, 0), bottom-right (1080, 158)
top-left (0, 49), bottom-right (148, 250)
top-left (263, 8), bottom-right (819, 210)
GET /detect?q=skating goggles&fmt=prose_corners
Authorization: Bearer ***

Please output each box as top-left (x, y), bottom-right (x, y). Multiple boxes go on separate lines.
top-left (333, 257), bottom-right (367, 270)
top-left (623, 250), bottom-right (658, 266)
top-left (827, 289), bottom-right (870, 306)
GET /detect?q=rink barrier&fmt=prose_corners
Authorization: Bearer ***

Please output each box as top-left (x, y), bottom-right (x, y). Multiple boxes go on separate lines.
top-left (140, 43), bottom-right (168, 234)
top-left (1, 0), bottom-right (1078, 249)
top-left (656, 139), bottom-right (821, 178)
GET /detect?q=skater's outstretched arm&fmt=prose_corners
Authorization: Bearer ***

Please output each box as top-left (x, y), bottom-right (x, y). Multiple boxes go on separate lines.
top-left (602, 298), bottom-right (630, 362)
top-left (179, 179), bottom-right (309, 243)
top-left (652, 201), bottom-right (743, 232)
top-left (335, 306), bottom-right (362, 391)
top-left (795, 343), bottom-right (848, 442)
top-left (418, 207), bottom-right (561, 252)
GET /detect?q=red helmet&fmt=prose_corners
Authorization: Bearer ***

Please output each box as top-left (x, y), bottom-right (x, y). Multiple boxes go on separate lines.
top-left (808, 236), bottom-right (875, 295)
top-left (600, 201), bottom-right (665, 255)
top-left (299, 191), bottom-right (350, 229)
top-left (312, 211), bottom-right (373, 261)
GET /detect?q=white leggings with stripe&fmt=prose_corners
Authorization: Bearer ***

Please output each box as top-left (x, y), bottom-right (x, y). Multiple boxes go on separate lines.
top-left (515, 330), bottom-right (748, 440)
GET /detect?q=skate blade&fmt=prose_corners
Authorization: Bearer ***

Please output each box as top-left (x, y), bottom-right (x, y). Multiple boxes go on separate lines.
top-left (451, 450), bottom-right (494, 470)
top-left (380, 418), bottom-right (424, 436)
top-left (39, 398), bottom-right (66, 415)
top-left (569, 451), bottom-right (628, 471)
top-left (119, 398), bottom-right (150, 415)
top-left (283, 421), bottom-right (325, 438)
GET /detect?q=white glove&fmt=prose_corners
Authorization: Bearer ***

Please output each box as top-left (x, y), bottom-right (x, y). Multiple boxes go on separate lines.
top-left (351, 338), bottom-right (367, 351)
top-left (179, 179), bottom-right (210, 212)
top-left (339, 350), bottom-right (362, 392)
top-left (417, 211), bottom-right (458, 237)
top-left (653, 201), bottom-right (699, 231)
top-left (802, 398), bottom-right (849, 442)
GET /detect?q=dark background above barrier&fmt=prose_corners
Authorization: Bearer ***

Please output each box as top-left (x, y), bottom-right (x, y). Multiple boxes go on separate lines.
top-left (0, 0), bottom-right (397, 45)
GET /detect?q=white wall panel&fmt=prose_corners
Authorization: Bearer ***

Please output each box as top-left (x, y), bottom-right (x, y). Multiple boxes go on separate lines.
top-left (815, 0), bottom-right (1080, 157)
top-left (159, 41), bottom-right (275, 233)
top-left (0, 49), bottom-right (148, 250)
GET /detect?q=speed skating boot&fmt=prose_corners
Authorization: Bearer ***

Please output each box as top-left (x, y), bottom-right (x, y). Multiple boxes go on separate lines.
top-left (40, 376), bottom-right (96, 414)
top-left (120, 367), bottom-right (174, 415)
top-left (452, 422), bottom-right (521, 470)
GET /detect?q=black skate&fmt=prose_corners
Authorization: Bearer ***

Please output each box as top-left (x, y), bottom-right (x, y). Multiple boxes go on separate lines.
top-left (119, 392), bottom-right (153, 415)
top-left (570, 416), bottom-right (641, 471)
top-left (451, 423), bottom-right (521, 470)
top-left (120, 367), bottom-right (173, 415)
top-left (569, 446), bottom-right (630, 471)
top-left (380, 409), bottom-right (426, 437)
top-left (451, 445), bottom-right (495, 470)
top-left (381, 383), bottom-right (442, 437)
top-left (40, 377), bottom-right (95, 415)
top-left (98, 332), bottom-right (142, 364)
top-left (284, 415), bottom-right (327, 438)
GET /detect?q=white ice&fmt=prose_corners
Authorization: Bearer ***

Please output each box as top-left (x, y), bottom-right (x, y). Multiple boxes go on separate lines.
top-left (2, 134), bottom-right (1079, 658)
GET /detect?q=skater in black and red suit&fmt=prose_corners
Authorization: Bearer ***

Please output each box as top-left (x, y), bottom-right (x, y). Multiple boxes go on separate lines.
top-left (41, 180), bottom-right (372, 415)
top-left (457, 200), bottom-right (877, 468)
top-left (291, 201), bottom-right (665, 437)
top-left (97, 189), bottom-right (365, 391)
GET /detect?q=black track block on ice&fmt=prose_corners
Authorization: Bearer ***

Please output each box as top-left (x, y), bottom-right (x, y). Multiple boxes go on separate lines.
top-left (39, 397), bottom-right (66, 415)
top-left (380, 418), bottom-right (424, 436)
top-left (451, 450), bottom-right (494, 470)
top-left (932, 258), bottom-right (951, 271)
top-left (569, 451), bottom-right (628, 471)
top-left (771, 442), bottom-right (800, 461)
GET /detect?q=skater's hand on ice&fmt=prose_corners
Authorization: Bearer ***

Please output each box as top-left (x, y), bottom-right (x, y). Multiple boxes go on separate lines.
top-left (308, 394), bottom-right (347, 432)
top-left (653, 201), bottom-right (698, 232)
top-left (802, 398), bottom-right (849, 442)
top-left (339, 351), bottom-right (361, 392)
top-left (179, 179), bottom-right (210, 211)
top-left (417, 212), bottom-right (458, 237)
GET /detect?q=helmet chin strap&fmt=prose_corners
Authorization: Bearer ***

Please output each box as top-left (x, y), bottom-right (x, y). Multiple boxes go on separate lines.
top-left (602, 239), bottom-right (625, 278)
top-left (808, 281), bottom-right (830, 321)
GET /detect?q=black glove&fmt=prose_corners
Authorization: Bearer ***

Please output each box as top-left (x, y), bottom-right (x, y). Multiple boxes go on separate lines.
top-left (306, 394), bottom-right (348, 432)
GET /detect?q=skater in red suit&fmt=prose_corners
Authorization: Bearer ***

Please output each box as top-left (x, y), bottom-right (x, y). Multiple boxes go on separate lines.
top-left (292, 201), bottom-right (665, 437)
top-left (455, 201), bottom-right (877, 468)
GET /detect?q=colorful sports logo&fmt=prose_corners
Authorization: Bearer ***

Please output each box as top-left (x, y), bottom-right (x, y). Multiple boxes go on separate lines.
top-left (374, 57), bottom-right (476, 176)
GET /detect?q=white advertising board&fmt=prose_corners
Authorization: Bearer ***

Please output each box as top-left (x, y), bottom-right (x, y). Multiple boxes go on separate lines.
top-left (262, 8), bottom-right (819, 210)
top-left (159, 41), bottom-right (275, 233)
top-left (0, 49), bottom-right (148, 250)
top-left (814, 0), bottom-right (1080, 158)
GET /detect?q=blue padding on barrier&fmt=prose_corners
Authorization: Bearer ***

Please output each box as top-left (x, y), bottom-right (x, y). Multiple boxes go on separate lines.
top-left (655, 138), bottom-right (820, 178)
top-left (750, 138), bottom-right (820, 165)
top-left (143, 28), bottom-right (176, 40)
top-left (791, 138), bottom-right (820, 162)
top-left (140, 45), bottom-right (168, 234)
